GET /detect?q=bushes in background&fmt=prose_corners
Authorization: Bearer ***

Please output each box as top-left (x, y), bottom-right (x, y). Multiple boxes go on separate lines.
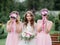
top-left (0, 24), bottom-right (7, 39)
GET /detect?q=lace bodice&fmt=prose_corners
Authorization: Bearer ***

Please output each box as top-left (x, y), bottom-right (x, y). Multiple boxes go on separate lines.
top-left (22, 23), bottom-right (35, 33)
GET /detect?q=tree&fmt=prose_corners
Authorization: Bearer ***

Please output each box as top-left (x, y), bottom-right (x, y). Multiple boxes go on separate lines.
top-left (0, 0), bottom-right (26, 23)
top-left (25, 0), bottom-right (40, 10)
top-left (25, 0), bottom-right (55, 10)
top-left (54, 0), bottom-right (60, 10)
top-left (0, 0), bottom-right (15, 23)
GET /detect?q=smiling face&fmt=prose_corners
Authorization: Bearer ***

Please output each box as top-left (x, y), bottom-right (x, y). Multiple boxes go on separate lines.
top-left (24, 11), bottom-right (34, 26)
top-left (26, 13), bottom-right (32, 21)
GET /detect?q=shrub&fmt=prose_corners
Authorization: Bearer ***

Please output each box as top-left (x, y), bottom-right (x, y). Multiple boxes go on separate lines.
top-left (0, 33), bottom-right (7, 39)
top-left (0, 24), bottom-right (4, 34)
top-left (0, 24), bottom-right (7, 39)
top-left (55, 18), bottom-right (60, 31)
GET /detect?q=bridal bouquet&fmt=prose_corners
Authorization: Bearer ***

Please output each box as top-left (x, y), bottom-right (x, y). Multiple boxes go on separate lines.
top-left (21, 31), bottom-right (35, 41)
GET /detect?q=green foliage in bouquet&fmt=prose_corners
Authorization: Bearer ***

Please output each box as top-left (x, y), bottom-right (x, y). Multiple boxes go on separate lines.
top-left (21, 32), bottom-right (35, 41)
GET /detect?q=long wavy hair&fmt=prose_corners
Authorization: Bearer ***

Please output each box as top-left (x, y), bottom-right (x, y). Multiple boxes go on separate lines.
top-left (24, 11), bottom-right (34, 27)
top-left (7, 11), bottom-right (20, 25)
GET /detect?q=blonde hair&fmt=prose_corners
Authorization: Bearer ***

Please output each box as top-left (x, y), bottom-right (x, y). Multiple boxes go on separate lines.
top-left (7, 11), bottom-right (20, 25)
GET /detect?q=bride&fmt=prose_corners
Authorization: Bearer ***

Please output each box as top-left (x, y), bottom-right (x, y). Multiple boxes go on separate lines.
top-left (18, 11), bottom-right (36, 45)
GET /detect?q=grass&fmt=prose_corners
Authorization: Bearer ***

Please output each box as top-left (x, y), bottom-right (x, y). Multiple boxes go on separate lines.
top-left (0, 39), bottom-right (6, 45)
top-left (50, 30), bottom-right (60, 34)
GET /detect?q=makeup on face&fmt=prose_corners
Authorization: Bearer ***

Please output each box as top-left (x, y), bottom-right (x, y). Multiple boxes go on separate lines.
top-left (26, 13), bottom-right (32, 21)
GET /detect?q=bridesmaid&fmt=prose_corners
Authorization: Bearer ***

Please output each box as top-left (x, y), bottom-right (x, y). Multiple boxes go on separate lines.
top-left (6, 11), bottom-right (22, 45)
top-left (18, 11), bottom-right (36, 45)
top-left (36, 8), bottom-right (53, 45)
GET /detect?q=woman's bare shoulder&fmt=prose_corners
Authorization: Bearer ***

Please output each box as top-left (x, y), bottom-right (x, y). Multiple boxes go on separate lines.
top-left (48, 21), bottom-right (53, 25)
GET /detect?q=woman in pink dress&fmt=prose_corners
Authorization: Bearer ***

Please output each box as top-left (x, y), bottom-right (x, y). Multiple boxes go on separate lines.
top-left (6, 11), bottom-right (22, 45)
top-left (36, 8), bottom-right (53, 45)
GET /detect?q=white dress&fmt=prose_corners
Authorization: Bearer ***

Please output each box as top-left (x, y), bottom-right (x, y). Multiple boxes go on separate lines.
top-left (18, 23), bottom-right (36, 45)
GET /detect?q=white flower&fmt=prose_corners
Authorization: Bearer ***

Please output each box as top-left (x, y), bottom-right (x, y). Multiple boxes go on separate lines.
top-left (22, 32), bottom-right (26, 37)
top-left (21, 31), bottom-right (35, 40)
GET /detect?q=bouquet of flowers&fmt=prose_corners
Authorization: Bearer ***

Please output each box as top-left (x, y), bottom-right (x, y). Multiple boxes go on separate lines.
top-left (21, 31), bottom-right (35, 41)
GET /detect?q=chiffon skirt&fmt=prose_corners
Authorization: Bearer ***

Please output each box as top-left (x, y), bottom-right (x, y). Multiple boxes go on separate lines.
top-left (36, 31), bottom-right (52, 45)
top-left (18, 37), bottom-right (36, 45)
top-left (6, 33), bottom-right (19, 45)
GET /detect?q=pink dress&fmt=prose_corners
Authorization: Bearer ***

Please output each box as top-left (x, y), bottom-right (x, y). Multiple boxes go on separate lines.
top-left (6, 22), bottom-right (19, 45)
top-left (36, 20), bottom-right (52, 45)
top-left (36, 31), bottom-right (52, 45)
top-left (6, 32), bottom-right (19, 45)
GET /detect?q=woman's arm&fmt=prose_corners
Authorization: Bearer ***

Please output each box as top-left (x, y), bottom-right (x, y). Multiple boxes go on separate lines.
top-left (6, 22), bottom-right (11, 32)
top-left (45, 21), bottom-right (53, 33)
top-left (36, 20), bottom-right (42, 33)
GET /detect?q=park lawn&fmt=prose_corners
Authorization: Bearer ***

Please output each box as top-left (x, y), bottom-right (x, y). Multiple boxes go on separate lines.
top-left (0, 39), bottom-right (6, 45)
